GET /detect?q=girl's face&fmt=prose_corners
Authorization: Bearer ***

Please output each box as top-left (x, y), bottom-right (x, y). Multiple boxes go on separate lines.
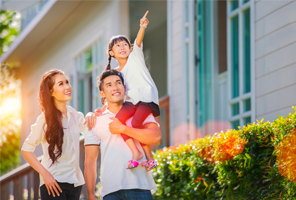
top-left (51, 74), bottom-right (72, 104)
top-left (109, 40), bottom-right (131, 59)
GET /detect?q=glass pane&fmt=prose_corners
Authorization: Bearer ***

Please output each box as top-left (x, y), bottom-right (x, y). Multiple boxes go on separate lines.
top-left (186, 43), bottom-right (189, 116)
top-left (243, 98), bottom-right (251, 112)
top-left (231, 120), bottom-right (240, 130)
top-left (80, 55), bottom-right (84, 71)
top-left (185, 27), bottom-right (189, 38)
top-left (231, 102), bottom-right (239, 116)
top-left (85, 48), bottom-right (92, 71)
top-left (231, 15), bottom-right (239, 98)
top-left (100, 39), bottom-right (104, 63)
top-left (78, 80), bottom-right (85, 114)
top-left (185, 0), bottom-right (189, 23)
top-left (198, 0), bottom-right (212, 127)
top-left (243, 116), bottom-right (251, 125)
top-left (243, 0), bottom-right (250, 3)
top-left (243, 8), bottom-right (251, 94)
top-left (93, 44), bottom-right (98, 65)
top-left (231, 0), bottom-right (239, 11)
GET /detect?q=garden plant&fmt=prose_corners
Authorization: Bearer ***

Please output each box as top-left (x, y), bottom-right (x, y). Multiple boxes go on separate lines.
top-left (153, 107), bottom-right (296, 200)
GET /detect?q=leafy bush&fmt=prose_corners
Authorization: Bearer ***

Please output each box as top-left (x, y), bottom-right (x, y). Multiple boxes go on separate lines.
top-left (153, 107), bottom-right (296, 200)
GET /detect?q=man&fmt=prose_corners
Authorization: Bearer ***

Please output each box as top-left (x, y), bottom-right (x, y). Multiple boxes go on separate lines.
top-left (84, 69), bottom-right (162, 200)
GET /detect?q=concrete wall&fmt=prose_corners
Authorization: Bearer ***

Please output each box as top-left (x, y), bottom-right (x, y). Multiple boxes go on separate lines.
top-left (20, 0), bottom-right (129, 162)
top-left (255, 0), bottom-right (296, 121)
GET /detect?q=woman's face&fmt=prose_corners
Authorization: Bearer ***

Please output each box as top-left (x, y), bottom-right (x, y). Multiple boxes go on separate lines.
top-left (51, 74), bottom-right (72, 103)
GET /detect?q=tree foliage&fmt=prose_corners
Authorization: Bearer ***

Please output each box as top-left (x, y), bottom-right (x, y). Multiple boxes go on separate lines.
top-left (0, 9), bottom-right (20, 56)
top-left (0, 64), bottom-right (21, 175)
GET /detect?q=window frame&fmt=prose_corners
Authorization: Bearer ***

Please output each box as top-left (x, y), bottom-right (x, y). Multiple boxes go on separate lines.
top-left (227, 0), bottom-right (255, 128)
top-left (72, 37), bottom-right (105, 114)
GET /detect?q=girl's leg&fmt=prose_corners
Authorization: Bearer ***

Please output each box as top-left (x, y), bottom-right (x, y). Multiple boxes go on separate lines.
top-left (132, 103), bottom-right (157, 164)
top-left (116, 102), bottom-right (143, 162)
top-left (125, 138), bottom-right (143, 162)
top-left (142, 145), bottom-right (153, 161)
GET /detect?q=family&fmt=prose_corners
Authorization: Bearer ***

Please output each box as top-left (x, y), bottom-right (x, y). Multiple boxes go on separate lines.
top-left (21, 11), bottom-right (162, 200)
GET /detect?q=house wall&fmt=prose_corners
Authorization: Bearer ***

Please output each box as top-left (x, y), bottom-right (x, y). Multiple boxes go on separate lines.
top-left (167, 1), bottom-right (188, 145)
top-left (19, 0), bottom-right (129, 163)
top-left (254, 0), bottom-right (296, 121)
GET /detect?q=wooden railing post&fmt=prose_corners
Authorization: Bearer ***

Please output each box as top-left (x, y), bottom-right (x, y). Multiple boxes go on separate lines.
top-left (13, 175), bottom-right (23, 200)
top-left (0, 180), bottom-right (9, 200)
top-left (159, 95), bottom-right (170, 148)
top-left (27, 172), bottom-right (32, 200)
top-left (33, 170), bottom-right (39, 200)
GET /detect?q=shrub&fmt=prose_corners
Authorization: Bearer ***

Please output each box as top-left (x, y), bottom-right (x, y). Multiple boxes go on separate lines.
top-left (153, 107), bottom-right (296, 199)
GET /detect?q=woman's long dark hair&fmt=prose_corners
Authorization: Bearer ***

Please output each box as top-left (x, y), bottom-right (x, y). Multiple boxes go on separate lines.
top-left (105, 35), bottom-right (132, 71)
top-left (38, 69), bottom-right (65, 166)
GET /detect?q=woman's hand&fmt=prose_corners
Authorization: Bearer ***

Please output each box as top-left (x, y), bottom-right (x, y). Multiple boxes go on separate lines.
top-left (95, 105), bottom-right (107, 117)
top-left (109, 117), bottom-right (125, 134)
top-left (140, 11), bottom-right (149, 29)
top-left (84, 112), bottom-right (96, 131)
top-left (41, 170), bottom-right (62, 197)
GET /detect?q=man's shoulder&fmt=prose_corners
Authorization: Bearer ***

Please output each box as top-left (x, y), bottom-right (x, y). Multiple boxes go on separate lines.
top-left (94, 112), bottom-right (113, 127)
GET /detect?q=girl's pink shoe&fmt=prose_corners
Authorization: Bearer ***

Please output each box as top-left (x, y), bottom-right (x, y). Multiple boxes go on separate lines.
top-left (146, 160), bottom-right (159, 171)
top-left (127, 160), bottom-right (139, 169)
top-left (140, 160), bottom-right (148, 167)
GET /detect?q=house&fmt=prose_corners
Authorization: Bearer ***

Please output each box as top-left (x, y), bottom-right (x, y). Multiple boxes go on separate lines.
top-left (1, 0), bottom-right (296, 199)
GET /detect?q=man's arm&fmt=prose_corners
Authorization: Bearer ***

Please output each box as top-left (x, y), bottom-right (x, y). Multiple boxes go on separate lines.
top-left (85, 145), bottom-right (100, 200)
top-left (109, 117), bottom-right (162, 145)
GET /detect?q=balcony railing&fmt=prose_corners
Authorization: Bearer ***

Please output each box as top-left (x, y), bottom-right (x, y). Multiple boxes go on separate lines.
top-left (20, 0), bottom-right (49, 31)
top-left (0, 95), bottom-right (170, 199)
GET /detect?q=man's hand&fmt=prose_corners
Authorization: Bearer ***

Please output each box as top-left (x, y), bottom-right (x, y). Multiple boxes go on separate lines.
top-left (109, 117), bottom-right (125, 134)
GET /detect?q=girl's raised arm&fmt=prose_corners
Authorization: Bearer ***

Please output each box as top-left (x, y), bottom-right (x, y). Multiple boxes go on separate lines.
top-left (136, 11), bottom-right (149, 48)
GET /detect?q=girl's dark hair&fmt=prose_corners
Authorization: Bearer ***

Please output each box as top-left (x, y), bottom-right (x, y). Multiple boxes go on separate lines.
top-left (97, 69), bottom-right (124, 105)
top-left (38, 69), bottom-right (65, 166)
top-left (104, 35), bottom-right (132, 71)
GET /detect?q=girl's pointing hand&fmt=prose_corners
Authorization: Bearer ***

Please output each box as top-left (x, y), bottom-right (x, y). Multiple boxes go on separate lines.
top-left (140, 11), bottom-right (149, 29)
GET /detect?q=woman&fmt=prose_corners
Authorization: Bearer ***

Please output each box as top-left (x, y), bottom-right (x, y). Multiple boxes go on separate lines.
top-left (22, 69), bottom-right (95, 199)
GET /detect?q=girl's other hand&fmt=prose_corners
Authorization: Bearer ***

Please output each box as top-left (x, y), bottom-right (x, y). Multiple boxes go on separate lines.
top-left (84, 112), bottom-right (96, 130)
top-left (140, 11), bottom-right (149, 29)
top-left (41, 170), bottom-right (62, 197)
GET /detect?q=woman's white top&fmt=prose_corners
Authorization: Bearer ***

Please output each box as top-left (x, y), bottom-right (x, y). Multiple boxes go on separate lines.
top-left (120, 40), bottom-right (159, 105)
top-left (21, 106), bottom-right (85, 187)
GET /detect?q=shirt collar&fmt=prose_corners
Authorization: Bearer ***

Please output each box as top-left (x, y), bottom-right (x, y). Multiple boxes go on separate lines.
top-left (102, 108), bottom-right (116, 116)
top-left (64, 106), bottom-right (73, 121)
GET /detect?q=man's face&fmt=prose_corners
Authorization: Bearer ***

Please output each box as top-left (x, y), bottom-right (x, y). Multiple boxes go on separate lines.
top-left (99, 75), bottom-right (125, 104)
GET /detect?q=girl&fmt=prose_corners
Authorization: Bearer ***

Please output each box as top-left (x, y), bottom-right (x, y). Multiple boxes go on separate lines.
top-left (21, 69), bottom-right (95, 199)
top-left (102, 11), bottom-right (159, 170)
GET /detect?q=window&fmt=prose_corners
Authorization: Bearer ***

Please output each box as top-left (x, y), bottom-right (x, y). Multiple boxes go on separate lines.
top-left (185, 0), bottom-right (190, 120)
top-left (228, 0), bottom-right (252, 129)
top-left (75, 38), bottom-right (104, 114)
top-left (198, 0), bottom-right (213, 127)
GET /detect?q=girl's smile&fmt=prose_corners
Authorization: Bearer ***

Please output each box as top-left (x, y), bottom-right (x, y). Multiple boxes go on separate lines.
top-left (110, 41), bottom-right (131, 59)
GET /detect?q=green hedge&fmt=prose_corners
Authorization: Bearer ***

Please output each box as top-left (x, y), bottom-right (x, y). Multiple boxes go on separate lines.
top-left (153, 107), bottom-right (296, 200)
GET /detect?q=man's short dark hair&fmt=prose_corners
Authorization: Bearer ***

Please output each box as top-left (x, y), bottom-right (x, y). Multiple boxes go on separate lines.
top-left (97, 69), bottom-right (124, 91)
